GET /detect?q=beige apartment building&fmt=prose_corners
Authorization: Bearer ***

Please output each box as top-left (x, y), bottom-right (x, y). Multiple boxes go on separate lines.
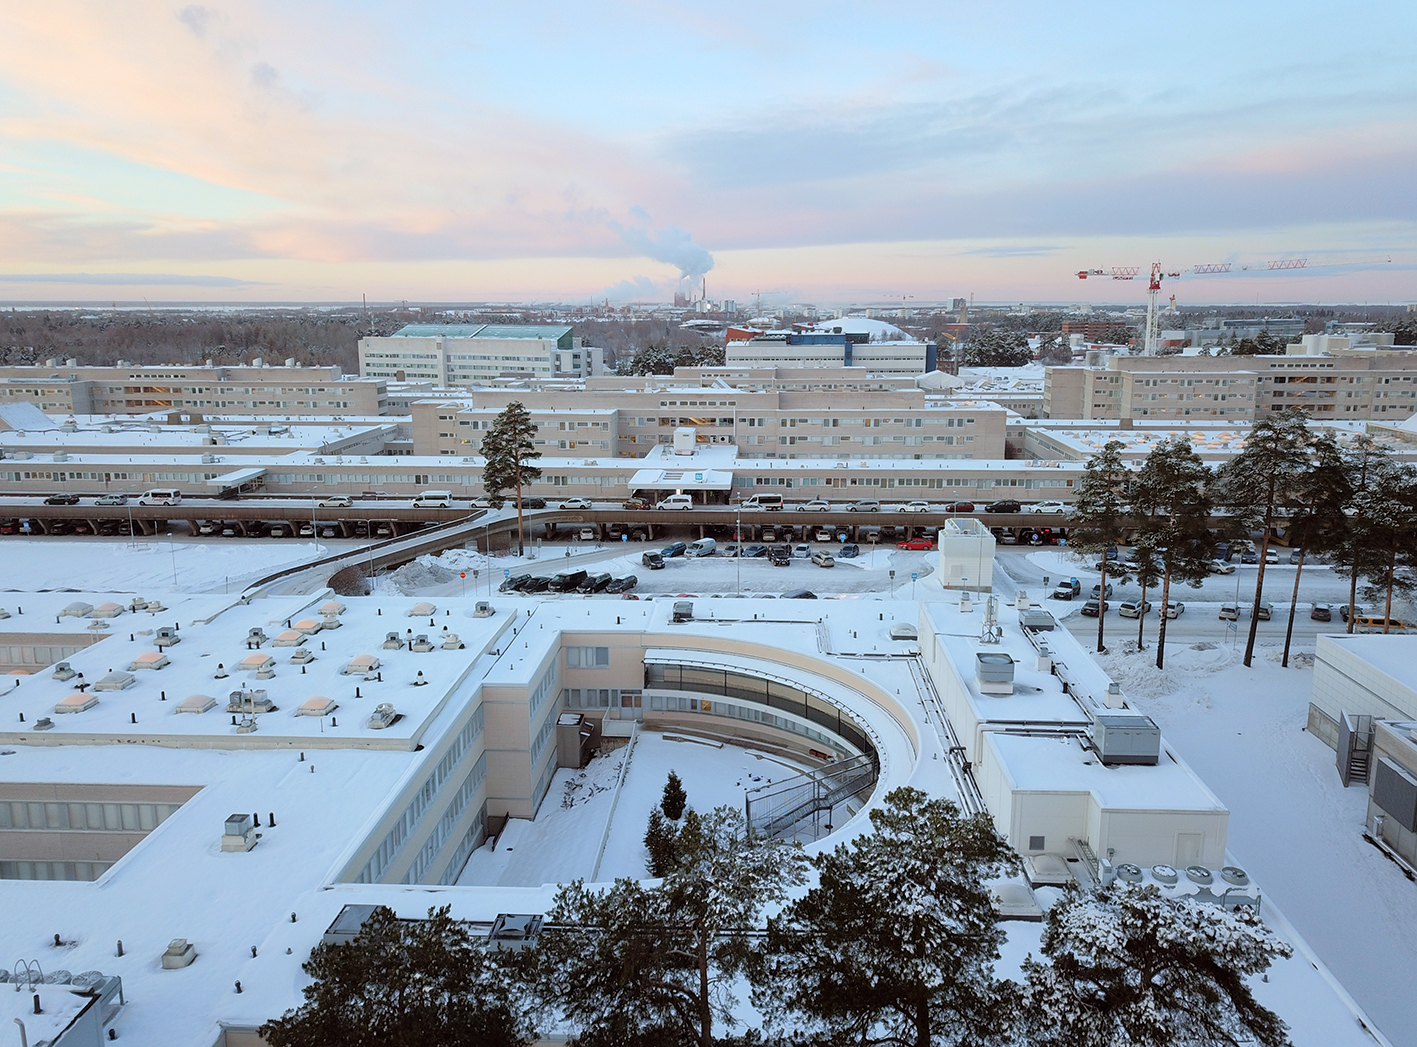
top-left (1044, 340), bottom-right (1417, 423)
top-left (0, 363), bottom-right (387, 417)
top-left (409, 378), bottom-right (1009, 462)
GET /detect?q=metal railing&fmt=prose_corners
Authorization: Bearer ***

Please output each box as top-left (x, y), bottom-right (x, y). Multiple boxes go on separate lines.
top-left (744, 754), bottom-right (877, 840)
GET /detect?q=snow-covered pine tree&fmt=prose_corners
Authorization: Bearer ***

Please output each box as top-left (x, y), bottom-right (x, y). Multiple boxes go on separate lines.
top-left (480, 401), bottom-right (542, 556)
top-left (259, 905), bottom-right (532, 1047)
top-left (756, 786), bottom-right (1016, 1047)
top-left (1021, 883), bottom-right (1293, 1047)
top-left (534, 806), bottom-right (806, 1047)
top-left (643, 806), bottom-right (679, 877)
top-left (661, 770), bottom-right (687, 820)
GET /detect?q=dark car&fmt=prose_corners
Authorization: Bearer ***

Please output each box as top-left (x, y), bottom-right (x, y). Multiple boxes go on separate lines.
top-left (519, 575), bottom-right (551, 593)
top-left (1081, 598), bottom-right (1109, 617)
top-left (549, 569), bottom-right (588, 593)
top-left (742, 544), bottom-right (768, 558)
top-left (768, 546), bottom-right (792, 566)
top-left (521, 497), bottom-right (547, 509)
top-left (838, 543), bottom-right (860, 559)
top-left (499, 574), bottom-right (536, 593)
top-left (1310, 603), bottom-right (1332, 622)
top-left (1240, 549), bottom-right (1259, 564)
top-left (577, 572), bottom-right (614, 594)
top-left (941, 501), bottom-right (975, 512)
top-left (642, 551), bottom-right (666, 569)
top-left (44, 493), bottom-right (80, 505)
top-left (660, 541), bottom-right (688, 559)
top-left (623, 497), bottom-right (652, 510)
top-left (605, 575), bottom-right (638, 593)
top-left (782, 589), bottom-right (818, 599)
top-left (985, 499), bottom-right (1022, 513)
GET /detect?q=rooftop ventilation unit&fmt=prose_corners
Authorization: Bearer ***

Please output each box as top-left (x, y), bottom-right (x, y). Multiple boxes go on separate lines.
top-left (221, 814), bottom-right (256, 852)
top-left (488, 914), bottom-right (543, 952)
top-left (975, 652), bottom-right (1015, 695)
top-left (161, 939), bottom-right (198, 968)
top-left (473, 601), bottom-right (494, 618)
top-left (368, 703), bottom-right (397, 730)
top-left (1089, 711), bottom-right (1161, 765)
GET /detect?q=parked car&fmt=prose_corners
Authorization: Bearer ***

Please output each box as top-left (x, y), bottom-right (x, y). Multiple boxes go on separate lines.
top-left (1090, 583), bottom-right (1114, 599)
top-left (897, 537), bottom-right (935, 550)
top-left (1050, 577), bottom-right (1081, 600)
top-left (95, 494), bottom-right (128, 506)
top-left (578, 526), bottom-right (596, 541)
top-left (559, 497), bottom-right (593, 509)
top-left (623, 497), bottom-right (652, 510)
top-left (642, 551), bottom-right (665, 570)
top-left (660, 541), bottom-right (688, 558)
top-left (1310, 603), bottom-right (1332, 622)
top-left (782, 589), bottom-right (818, 599)
top-left (742, 544), bottom-right (768, 558)
top-left (985, 499), bottom-right (1022, 513)
top-left (44, 493), bottom-right (80, 505)
top-left (897, 500), bottom-right (931, 513)
top-left (605, 575), bottom-right (638, 593)
top-left (1081, 598), bottom-right (1108, 617)
top-left (522, 497), bottom-right (547, 509)
top-left (838, 543), bottom-right (860, 559)
top-left (1289, 549), bottom-right (1305, 564)
top-left (846, 500), bottom-right (880, 512)
top-left (861, 527), bottom-right (881, 543)
top-left (1209, 559), bottom-right (1237, 575)
top-left (941, 501), bottom-right (975, 512)
top-left (796, 499), bottom-right (831, 512)
top-left (1240, 549), bottom-right (1259, 564)
top-left (657, 495), bottom-right (694, 510)
top-left (815, 527), bottom-right (835, 542)
top-left (1264, 549), bottom-right (1279, 564)
top-left (1027, 500), bottom-right (1067, 514)
top-left (1339, 604), bottom-right (1367, 623)
top-left (721, 543), bottom-right (741, 558)
top-left (520, 576), bottom-right (551, 593)
top-left (811, 551), bottom-right (835, 568)
top-left (793, 543), bottom-right (812, 559)
top-left (298, 522), bottom-right (314, 537)
top-left (1164, 601), bottom-right (1185, 618)
top-left (549, 569), bottom-right (588, 593)
top-left (768, 546), bottom-right (792, 566)
top-left (197, 520), bottom-right (217, 536)
top-left (318, 495), bottom-right (353, 508)
top-left (1119, 599), bottom-right (1153, 618)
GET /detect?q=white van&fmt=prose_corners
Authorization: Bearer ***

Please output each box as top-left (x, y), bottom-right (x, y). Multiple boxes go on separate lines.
top-left (742, 493), bottom-right (784, 511)
top-left (688, 537), bottom-right (716, 557)
top-left (138, 489), bottom-right (182, 506)
top-left (656, 494), bottom-right (694, 510)
top-left (412, 490), bottom-right (453, 508)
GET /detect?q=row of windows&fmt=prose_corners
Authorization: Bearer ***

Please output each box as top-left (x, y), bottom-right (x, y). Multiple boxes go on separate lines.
top-left (403, 752), bottom-right (487, 885)
top-left (355, 704), bottom-right (484, 884)
top-left (0, 800), bottom-right (181, 832)
top-left (0, 860), bottom-right (112, 882)
top-left (529, 662), bottom-right (559, 721)
top-left (439, 805), bottom-right (488, 885)
top-left (649, 693), bottom-right (851, 751)
top-left (565, 646), bottom-right (610, 668)
top-left (563, 687), bottom-right (642, 710)
top-left (530, 716), bottom-right (558, 767)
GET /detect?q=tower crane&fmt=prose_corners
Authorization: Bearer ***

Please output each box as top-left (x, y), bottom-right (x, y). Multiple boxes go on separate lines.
top-left (1075, 256), bottom-right (1392, 355)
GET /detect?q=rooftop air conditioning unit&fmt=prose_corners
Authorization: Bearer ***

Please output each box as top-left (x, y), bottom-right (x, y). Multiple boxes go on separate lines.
top-left (1089, 711), bottom-right (1161, 765)
top-left (975, 652), bottom-right (1015, 695)
top-left (220, 814), bottom-right (256, 853)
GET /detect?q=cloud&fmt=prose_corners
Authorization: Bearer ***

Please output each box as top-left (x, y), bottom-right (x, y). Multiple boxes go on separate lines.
top-left (0, 272), bottom-right (262, 287)
top-left (598, 275), bottom-right (664, 302)
top-left (962, 244), bottom-right (1064, 258)
top-left (609, 211), bottom-right (714, 283)
top-left (176, 5), bottom-right (209, 38)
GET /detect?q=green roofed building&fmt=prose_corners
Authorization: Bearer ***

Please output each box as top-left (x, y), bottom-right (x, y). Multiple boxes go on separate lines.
top-left (359, 323), bottom-right (596, 384)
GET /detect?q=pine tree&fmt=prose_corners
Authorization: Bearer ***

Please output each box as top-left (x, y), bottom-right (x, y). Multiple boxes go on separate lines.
top-left (661, 770), bottom-right (687, 820)
top-left (756, 787), bottom-right (1016, 1047)
top-left (1021, 884), bottom-right (1292, 1047)
top-left (1128, 540), bottom-right (1164, 651)
top-left (1213, 409), bottom-right (1311, 666)
top-left (259, 905), bottom-right (532, 1047)
top-left (1280, 432), bottom-right (1351, 665)
top-left (1129, 437), bottom-right (1214, 669)
top-left (480, 401), bottom-right (543, 556)
top-left (534, 806), bottom-right (806, 1047)
top-left (1331, 435), bottom-right (1396, 631)
top-left (643, 807), bottom-right (679, 877)
top-left (1067, 440), bottom-right (1132, 653)
top-left (1349, 464), bottom-right (1417, 632)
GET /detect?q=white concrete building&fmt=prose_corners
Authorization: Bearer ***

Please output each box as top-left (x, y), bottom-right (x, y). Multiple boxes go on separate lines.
top-left (359, 324), bottom-right (593, 383)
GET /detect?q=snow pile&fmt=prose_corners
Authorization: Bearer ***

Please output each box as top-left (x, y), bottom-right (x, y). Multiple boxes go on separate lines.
top-left (380, 548), bottom-right (490, 594)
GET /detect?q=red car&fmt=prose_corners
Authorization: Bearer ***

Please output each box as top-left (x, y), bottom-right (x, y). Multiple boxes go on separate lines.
top-left (941, 501), bottom-right (975, 512)
top-left (897, 538), bottom-right (936, 550)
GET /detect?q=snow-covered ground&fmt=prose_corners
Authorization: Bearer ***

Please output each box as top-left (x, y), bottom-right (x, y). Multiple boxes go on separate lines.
top-left (1089, 638), bottom-right (1417, 1047)
top-left (0, 535), bottom-right (367, 594)
top-left (459, 731), bottom-right (822, 888)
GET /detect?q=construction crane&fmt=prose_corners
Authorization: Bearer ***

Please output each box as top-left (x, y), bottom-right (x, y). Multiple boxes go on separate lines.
top-left (1075, 257), bottom-right (1391, 355)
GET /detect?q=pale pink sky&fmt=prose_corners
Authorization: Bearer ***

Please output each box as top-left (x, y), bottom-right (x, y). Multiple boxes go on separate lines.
top-left (0, 2), bottom-right (1413, 305)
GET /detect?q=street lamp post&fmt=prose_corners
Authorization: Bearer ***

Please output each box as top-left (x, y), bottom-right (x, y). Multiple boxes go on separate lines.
top-left (735, 506), bottom-right (742, 596)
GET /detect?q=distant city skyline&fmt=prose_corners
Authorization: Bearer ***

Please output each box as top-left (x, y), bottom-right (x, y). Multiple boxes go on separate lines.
top-left (0, 2), bottom-right (1413, 305)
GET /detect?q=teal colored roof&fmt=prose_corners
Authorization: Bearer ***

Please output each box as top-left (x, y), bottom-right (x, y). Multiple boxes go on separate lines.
top-left (393, 324), bottom-right (488, 337)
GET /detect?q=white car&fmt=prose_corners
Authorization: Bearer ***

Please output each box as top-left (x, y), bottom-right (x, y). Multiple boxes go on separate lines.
top-left (897, 500), bottom-right (931, 513)
top-left (559, 497), bottom-right (593, 510)
top-left (1165, 601), bottom-right (1185, 618)
top-left (1027, 500), bottom-right (1067, 514)
top-left (317, 495), bottom-right (353, 508)
top-left (796, 499), bottom-right (832, 512)
top-left (1209, 559), bottom-right (1237, 575)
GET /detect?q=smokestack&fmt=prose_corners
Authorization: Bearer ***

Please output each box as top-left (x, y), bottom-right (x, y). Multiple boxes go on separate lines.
top-left (701, 277), bottom-right (706, 301)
